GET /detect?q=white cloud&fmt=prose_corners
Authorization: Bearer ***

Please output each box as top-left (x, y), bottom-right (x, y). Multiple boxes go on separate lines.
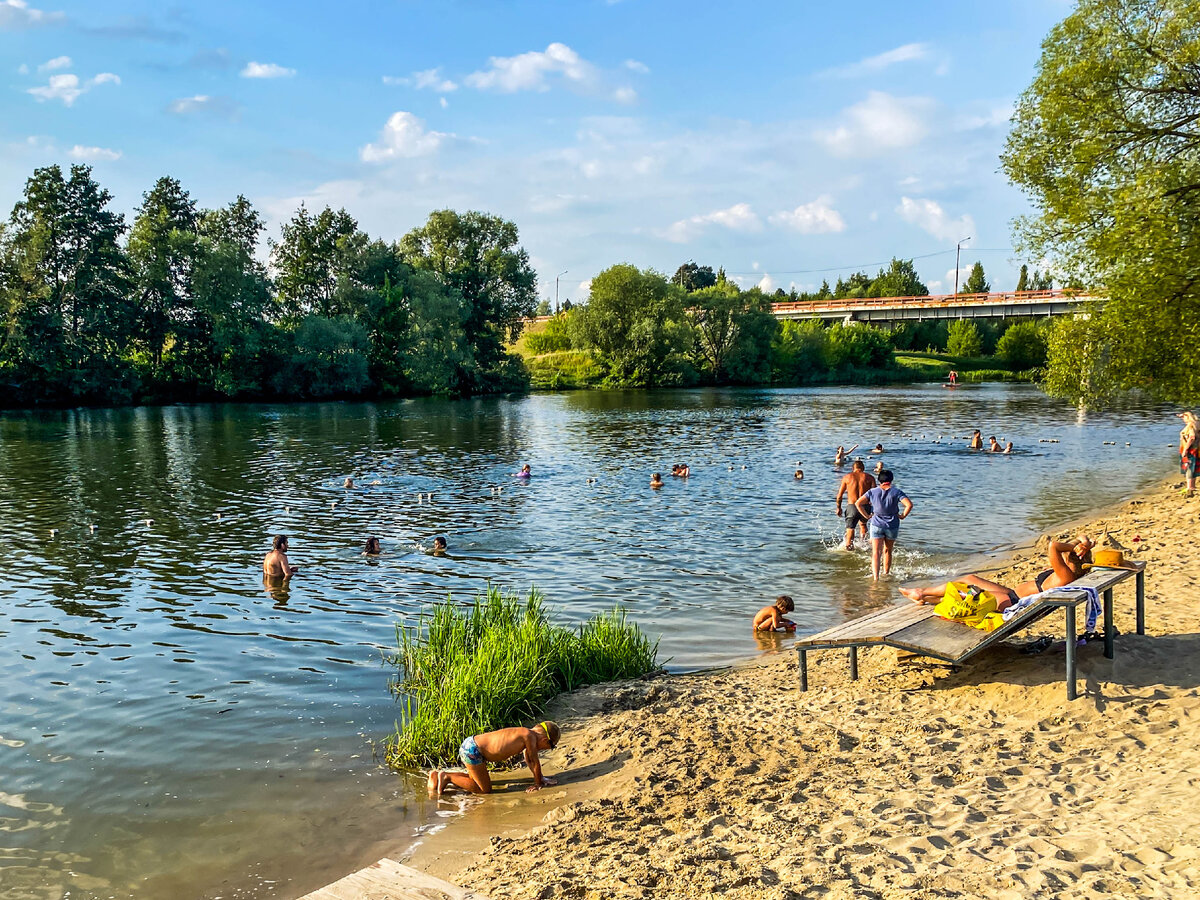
top-left (0, 0), bottom-right (65, 29)
top-left (820, 91), bottom-right (934, 156)
top-left (623, 59), bottom-right (649, 74)
top-left (896, 196), bottom-right (975, 243)
top-left (411, 67), bottom-right (457, 92)
top-left (465, 42), bottom-right (634, 102)
top-left (17, 62), bottom-right (28, 74)
top-left (167, 94), bottom-right (237, 118)
top-left (360, 111), bottom-right (447, 162)
top-left (38, 54), bottom-right (70, 71)
top-left (27, 71), bottom-right (118, 106)
top-left (957, 103), bottom-right (1013, 130)
top-left (943, 267), bottom-right (974, 293)
top-left (69, 144), bottom-right (120, 161)
top-left (820, 42), bottom-right (932, 78)
top-left (663, 202), bottom-right (761, 243)
top-left (240, 61), bottom-right (295, 79)
top-left (756, 274), bottom-right (777, 292)
top-left (439, 96), bottom-right (448, 109)
top-left (768, 197), bottom-right (846, 234)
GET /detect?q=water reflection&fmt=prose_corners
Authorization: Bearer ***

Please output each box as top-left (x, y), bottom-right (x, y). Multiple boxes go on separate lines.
top-left (0, 385), bottom-right (1177, 898)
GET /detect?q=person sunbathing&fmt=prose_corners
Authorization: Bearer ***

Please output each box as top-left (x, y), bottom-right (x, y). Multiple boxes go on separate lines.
top-left (900, 534), bottom-right (1094, 612)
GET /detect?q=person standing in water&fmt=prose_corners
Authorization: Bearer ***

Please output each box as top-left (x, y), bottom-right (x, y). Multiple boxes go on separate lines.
top-left (835, 459), bottom-right (876, 551)
top-left (264, 535), bottom-right (299, 579)
top-left (855, 470), bottom-right (913, 581)
top-left (834, 444), bottom-right (859, 466)
top-left (968, 430), bottom-right (983, 450)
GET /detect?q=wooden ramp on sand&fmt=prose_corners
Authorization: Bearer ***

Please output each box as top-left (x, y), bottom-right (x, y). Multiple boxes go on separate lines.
top-left (297, 858), bottom-right (490, 900)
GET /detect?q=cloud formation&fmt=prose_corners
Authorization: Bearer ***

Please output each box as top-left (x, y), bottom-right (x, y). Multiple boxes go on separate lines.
top-left (69, 144), bottom-right (121, 161)
top-left (896, 196), bottom-right (975, 243)
top-left (663, 202), bottom-right (762, 243)
top-left (360, 111), bottom-right (447, 162)
top-left (240, 61), bottom-right (295, 79)
top-left (27, 71), bottom-right (119, 105)
top-left (465, 42), bottom-right (635, 103)
top-left (768, 198), bottom-right (846, 234)
top-left (820, 42), bottom-right (932, 78)
top-left (388, 67), bottom-right (458, 92)
top-left (38, 54), bottom-right (70, 71)
top-left (167, 94), bottom-right (238, 118)
top-left (820, 91), bottom-right (934, 156)
top-left (0, 0), bottom-right (64, 29)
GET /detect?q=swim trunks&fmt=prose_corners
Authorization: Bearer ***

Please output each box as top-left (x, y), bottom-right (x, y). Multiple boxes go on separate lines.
top-left (459, 735), bottom-right (485, 767)
top-left (1182, 449), bottom-right (1197, 477)
top-left (843, 505), bottom-right (866, 529)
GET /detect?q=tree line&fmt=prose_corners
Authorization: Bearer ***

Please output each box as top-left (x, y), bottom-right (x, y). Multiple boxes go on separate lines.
top-left (0, 165), bottom-right (536, 406)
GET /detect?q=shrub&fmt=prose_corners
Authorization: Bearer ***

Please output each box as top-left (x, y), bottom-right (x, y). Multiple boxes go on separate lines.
top-left (995, 320), bottom-right (1049, 371)
top-left (385, 586), bottom-right (659, 769)
top-left (946, 319), bottom-right (983, 357)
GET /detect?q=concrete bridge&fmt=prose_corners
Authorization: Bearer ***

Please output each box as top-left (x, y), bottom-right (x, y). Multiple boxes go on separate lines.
top-left (771, 289), bottom-right (1091, 323)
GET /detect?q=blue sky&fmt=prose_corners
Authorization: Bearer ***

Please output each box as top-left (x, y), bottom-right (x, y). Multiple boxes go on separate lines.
top-left (3, 0), bottom-right (1071, 302)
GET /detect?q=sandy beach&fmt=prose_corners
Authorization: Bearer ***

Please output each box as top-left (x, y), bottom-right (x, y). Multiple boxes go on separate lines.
top-left (405, 474), bottom-right (1200, 899)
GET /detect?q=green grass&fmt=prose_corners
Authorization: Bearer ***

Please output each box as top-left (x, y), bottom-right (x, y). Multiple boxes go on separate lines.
top-left (524, 349), bottom-right (606, 390)
top-left (894, 352), bottom-right (1037, 383)
top-left (384, 585), bottom-right (660, 770)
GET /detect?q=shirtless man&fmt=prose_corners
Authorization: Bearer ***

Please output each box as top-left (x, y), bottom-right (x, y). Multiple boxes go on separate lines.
top-left (428, 722), bottom-right (560, 796)
top-left (835, 459), bottom-right (876, 551)
top-left (968, 429), bottom-right (983, 450)
top-left (263, 535), bottom-right (298, 579)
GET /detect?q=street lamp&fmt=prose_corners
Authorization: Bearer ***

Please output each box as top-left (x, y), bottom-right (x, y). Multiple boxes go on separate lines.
top-left (555, 270), bottom-right (568, 313)
top-left (954, 237), bottom-right (972, 296)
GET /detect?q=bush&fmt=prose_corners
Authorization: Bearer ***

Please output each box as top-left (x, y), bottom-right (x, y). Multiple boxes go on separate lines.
top-left (995, 320), bottom-right (1049, 371)
top-left (946, 319), bottom-right (983, 357)
top-left (384, 586), bottom-right (659, 769)
top-left (827, 322), bottom-right (893, 369)
top-left (524, 312), bottom-right (574, 354)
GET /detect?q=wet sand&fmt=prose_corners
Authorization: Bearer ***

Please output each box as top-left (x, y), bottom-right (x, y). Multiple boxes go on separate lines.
top-left (404, 475), bottom-right (1200, 899)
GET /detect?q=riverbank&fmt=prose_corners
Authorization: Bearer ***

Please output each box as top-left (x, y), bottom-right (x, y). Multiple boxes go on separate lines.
top-left (405, 474), bottom-right (1200, 899)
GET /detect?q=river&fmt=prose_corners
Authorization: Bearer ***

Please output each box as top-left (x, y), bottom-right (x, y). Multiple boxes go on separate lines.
top-left (0, 385), bottom-right (1177, 898)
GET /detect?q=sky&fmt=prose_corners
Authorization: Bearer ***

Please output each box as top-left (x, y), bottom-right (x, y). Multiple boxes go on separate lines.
top-left (2, 0), bottom-right (1073, 303)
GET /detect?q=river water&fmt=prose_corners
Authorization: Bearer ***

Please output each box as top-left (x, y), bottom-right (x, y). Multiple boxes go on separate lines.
top-left (0, 385), bottom-right (1177, 899)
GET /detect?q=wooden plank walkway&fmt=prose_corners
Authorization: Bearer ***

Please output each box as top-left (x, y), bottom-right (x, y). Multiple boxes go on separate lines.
top-left (297, 858), bottom-right (490, 900)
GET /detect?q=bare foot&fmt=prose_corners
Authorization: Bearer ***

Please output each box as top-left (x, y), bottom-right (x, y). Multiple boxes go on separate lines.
top-left (427, 770), bottom-right (446, 797)
top-left (899, 587), bottom-right (923, 602)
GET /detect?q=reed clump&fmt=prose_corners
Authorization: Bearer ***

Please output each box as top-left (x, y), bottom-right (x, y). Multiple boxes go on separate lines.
top-left (384, 585), bottom-right (659, 769)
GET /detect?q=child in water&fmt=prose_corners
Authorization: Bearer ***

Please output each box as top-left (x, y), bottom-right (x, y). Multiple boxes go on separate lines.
top-left (513, 464), bottom-right (532, 478)
top-left (432, 536), bottom-right (447, 553)
top-left (794, 468), bottom-right (804, 480)
top-left (428, 722), bottom-right (560, 795)
top-left (364, 536), bottom-right (382, 555)
top-left (650, 472), bottom-right (664, 488)
top-left (753, 595), bottom-right (797, 632)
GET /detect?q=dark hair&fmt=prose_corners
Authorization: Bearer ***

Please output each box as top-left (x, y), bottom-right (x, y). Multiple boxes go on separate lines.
top-left (365, 536), bottom-right (381, 554)
top-left (874, 444), bottom-right (883, 450)
top-left (990, 435), bottom-right (997, 441)
top-left (433, 535), bottom-right (447, 549)
top-left (653, 472), bottom-right (662, 479)
top-left (775, 595), bottom-right (795, 613)
top-left (272, 535), bottom-right (288, 550)
top-left (878, 469), bottom-right (894, 484)
top-left (852, 459), bottom-right (865, 470)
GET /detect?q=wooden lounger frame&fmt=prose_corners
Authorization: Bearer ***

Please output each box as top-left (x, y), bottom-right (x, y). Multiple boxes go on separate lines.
top-left (796, 563), bottom-right (1146, 701)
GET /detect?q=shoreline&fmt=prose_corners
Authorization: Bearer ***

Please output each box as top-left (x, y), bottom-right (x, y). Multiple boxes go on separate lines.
top-left (391, 471), bottom-right (1200, 898)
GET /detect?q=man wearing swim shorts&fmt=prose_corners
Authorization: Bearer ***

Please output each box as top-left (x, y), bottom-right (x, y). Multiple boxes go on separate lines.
top-left (428, 723), bottom-right (561, 796)
top-left (836, 459), bottom-right (875, 551)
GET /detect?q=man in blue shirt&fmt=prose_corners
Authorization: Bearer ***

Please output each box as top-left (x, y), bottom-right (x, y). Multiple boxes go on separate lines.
top-left (854, 469), bottom-right (914, 581)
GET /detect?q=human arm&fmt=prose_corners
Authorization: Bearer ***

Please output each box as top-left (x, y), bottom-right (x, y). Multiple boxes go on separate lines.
top-left (835, 477), bottom-right (847, 511)
top-left (854, 490), bottom-right (872, 518)
top-left (523, 732), bottom-right (555, 791)
top-left (280, 552), bottom-right (298, 575)
top-left (899, 497), bottom-right (913, 519)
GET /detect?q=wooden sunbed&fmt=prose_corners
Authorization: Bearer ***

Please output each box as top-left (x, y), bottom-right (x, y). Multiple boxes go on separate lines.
top-left (796, 563), bottom-right (1146, 701)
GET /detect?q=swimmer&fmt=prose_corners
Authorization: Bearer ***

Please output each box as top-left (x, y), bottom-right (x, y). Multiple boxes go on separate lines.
top-left (513, 464), bottom-right (532, 479)
top-left (1003, 441), bottom-right (1014, 454)
top-left (432, 536), bottom-right (447, 553)
top-left (364, 536), bottom-right (382, 555)
top-left (873, 460), bottom-right (884, 475)
top-left (753, 595), bottom-right (797, 632)
top-left (968, 430), bottom-right (983, 450)
top-left (344, 477), bottom-right (354, 489)
top-left (650, 472), bottom-right (664, 488)
top-left (834, 444), bottom-right (859, 466)
top-left (988, 436), bottom-right (1002, 452)
top-left (869, 443), bottom-right (884, 455)
top-left (263, 535), bottom-right (298, 578)
top-left (673, 463), bottom-right (690, 478)
top-left (794, 468), bottom-right (804, 480)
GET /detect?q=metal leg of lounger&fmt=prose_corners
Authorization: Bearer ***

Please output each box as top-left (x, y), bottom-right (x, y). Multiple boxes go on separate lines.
top-left (799, 649), bottom-right (808, 692)
top-left (1065, 608), bottom-right (1078, 702)
top-left (1136, 570), bottom-right (1145, 635)
top-left (1103, 588), bottom-right (1115, 659)
top-left (849, 646), bottom-right (858, 681)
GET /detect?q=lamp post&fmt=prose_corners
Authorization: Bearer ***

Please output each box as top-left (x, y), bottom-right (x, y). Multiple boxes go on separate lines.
top-left (954, 236), bottom-right (972, 296)
top-left (555, 270), bottom-right (568, 313)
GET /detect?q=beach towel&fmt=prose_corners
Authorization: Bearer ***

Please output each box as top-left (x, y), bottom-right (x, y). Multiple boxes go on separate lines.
top-left (1001, 585), bottom-right (1101, 631)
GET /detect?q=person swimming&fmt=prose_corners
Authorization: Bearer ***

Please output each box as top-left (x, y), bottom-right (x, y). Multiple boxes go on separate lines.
top-left (988, 436), bottom-right (1002, 452)
top-left (968, 430), bottom-right (983, 450)
top-left (834, 444), bottom-right (859, 466)
top-left (364, 536), bottom-right (382, 555)
top-left (1003, 441), bottom-right (1013, 454)
top-left (794, 468), bottom-right (804, 480)
top-left (513, 464), bottom-right (532, 478)
top-left (432, 536), bottom-right (447, 553)
top-left (869, 444), bottom-right (884, 455)
top-left (650, 472), bottom-right (664, 488)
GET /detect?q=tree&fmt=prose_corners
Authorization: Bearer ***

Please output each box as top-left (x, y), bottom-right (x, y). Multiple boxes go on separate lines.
top-left (1002, 0), bottom-right (1200, 403)
top-left (1029, 269), bottom-right (1054, 291)
top-left (946, 319), bottom-right (983, 357)
top-left (571, 264), bottom-right (690, 387)
top-left (834, 272), bottom-right (871, 299)
top-left (270, 204), bottom-right (362, 322)
top-left (401, 210), bottom-right (537, 389)
top-left (128, 176), bottom-right (198, 374)
top-left (960, 261), bottom-right (989, 294)
top-left (1015, 264), bottom-right (1029, 292)
top-left (868, 258), bottom-right (929, 298)
top-left (687, 281), bottom-right (777, 383)
top-left (672, 261), bottom-right (717, 292)
top-left (0, 164), bottom-right (133, 401)
top-left (995, 320), bottom-right (1050, 370)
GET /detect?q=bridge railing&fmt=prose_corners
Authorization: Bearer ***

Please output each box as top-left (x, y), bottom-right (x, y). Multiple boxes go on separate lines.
top-left (770, 288), bottom-right (1081, 316)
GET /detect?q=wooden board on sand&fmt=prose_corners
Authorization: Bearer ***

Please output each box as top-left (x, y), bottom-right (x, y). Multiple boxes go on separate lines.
top-left (297, 858), bottom-right (490, 900)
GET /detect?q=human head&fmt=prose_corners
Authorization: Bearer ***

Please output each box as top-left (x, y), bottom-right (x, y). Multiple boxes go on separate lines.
top-left (1005, 442), bottom-right (1013, 451)
top-left (433, 536), bottom-right (447, 551)
top-left (973, 429), bottom-right (981, 435)
top-left (990, 436), bottom-right (997, 442)
top-left (775, 595), bottom-right (795, 613)
top-left (538, 721), bottom-right (560, 749)
top-left (878, 469), bottom-right (894, 485)
top-left (851, 459), bottom-right (865, 471)
top-left (522, 464), bottom-right (531, 473)
top-left (272, 535), bottom-right (288, 551)
top-left (1073, 534), bottom-right (1095, 561)
top-left (1180, 411), bottom-right (1199, 430)
top-left (365, 536), bottom-right (381, 554)
top-left (837, 445), bottom-right (845, 453)
top-left (652, 472), bottom-right (662, 480)
top-left (874, 444), bottom-right (883, 451)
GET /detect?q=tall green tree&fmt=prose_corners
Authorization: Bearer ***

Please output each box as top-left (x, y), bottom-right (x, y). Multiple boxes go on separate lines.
top-left (128, 176), bottom-right (199, 375)
top-left (868, 258), bottom-right (929, 298)
top-left (571, 264), bottom-right (690, 387)
top-left (946, 319), bottom-right (983, 357)
top-left (0, 164), bottom-right (133, 401)
top-left (400, 210), bottom-right (537, 389)
top-left (1002, 0), bottom-right (1200, 403)
top-left (1015, 264), bottom-right (1029, 292)
top-left (960, 261), bottom-right (989, 294)
top-left (270, 204), bottom-right (363, 321)
top-left (672, 261), bottom-right (717, 292)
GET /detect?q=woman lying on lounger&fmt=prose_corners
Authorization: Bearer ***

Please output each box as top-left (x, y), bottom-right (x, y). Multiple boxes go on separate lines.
top-left (900, 534), bottom-right (1095, 612)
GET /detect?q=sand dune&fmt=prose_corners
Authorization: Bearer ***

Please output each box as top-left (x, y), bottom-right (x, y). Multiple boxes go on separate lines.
top-left (412, 477), bottom-right (1200, 899)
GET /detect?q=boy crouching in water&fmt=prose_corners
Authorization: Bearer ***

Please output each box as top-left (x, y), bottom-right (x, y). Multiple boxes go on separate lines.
top-left (428, 722), bottom-right (560, 796)
top-left (753, 595), bottom-right (796, 632)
